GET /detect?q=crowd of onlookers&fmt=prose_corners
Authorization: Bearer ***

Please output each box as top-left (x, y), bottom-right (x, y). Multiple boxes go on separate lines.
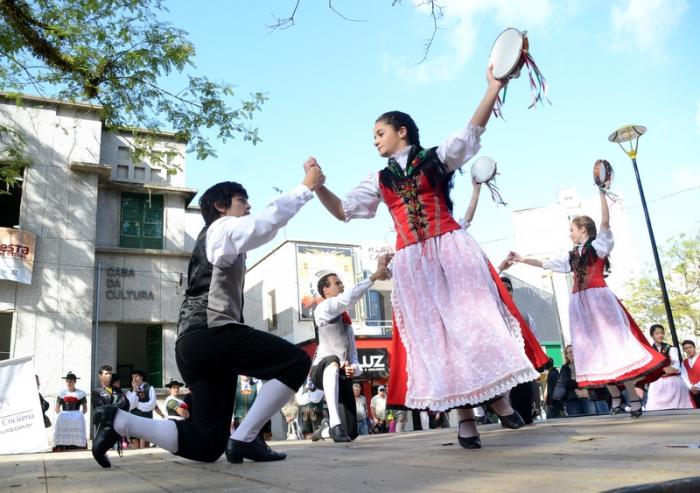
top-left (37, 365), bottom-right (193, 451)
top-left (38, 327), bottom-right (699, 451)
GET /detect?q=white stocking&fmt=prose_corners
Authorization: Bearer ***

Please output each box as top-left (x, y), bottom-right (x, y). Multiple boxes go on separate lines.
top-left (322, 364), bottom-right (341, 427)
top-left (113, 409), bottom-right (178, 453)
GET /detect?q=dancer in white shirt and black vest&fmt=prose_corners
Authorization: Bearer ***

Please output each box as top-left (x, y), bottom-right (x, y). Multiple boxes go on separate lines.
top-left (91, 162), bottom-right (325, 468)
top-left (311, 253), bottom-right (393, 442)
top-left (681, 340), bottom-right (700, 408)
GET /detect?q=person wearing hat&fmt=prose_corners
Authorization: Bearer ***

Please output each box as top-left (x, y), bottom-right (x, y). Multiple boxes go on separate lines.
top-left (310, 253), bottom-right (393, 442)
top-left (53, 372), bottom-right (88, 451)
top-left (370, 385), bottom-right (388, 433)
top-left (126, 369), bottom-right (157, 449)
top-left (164, 379), bottom-right (189, 421)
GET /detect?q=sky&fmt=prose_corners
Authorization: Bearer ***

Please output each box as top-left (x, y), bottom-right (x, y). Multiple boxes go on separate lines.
top-left (162, 0), bottom-right (700, 268)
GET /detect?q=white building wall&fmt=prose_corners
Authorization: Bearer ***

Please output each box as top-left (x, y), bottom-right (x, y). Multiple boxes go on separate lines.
top-left (0, 98), bottom-right (102, 392)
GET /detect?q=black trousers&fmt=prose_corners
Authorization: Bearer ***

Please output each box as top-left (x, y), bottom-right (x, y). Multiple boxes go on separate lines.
top-left (510, 381), bottom-right (535, 424)
top-left (310, 355), bottom-right (358, 440)
top-left (174, 324), bottom-right (310, 462)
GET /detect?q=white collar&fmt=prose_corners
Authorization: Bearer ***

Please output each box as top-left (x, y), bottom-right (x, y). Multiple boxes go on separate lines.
top-left (390, 145), bottom-right (413, 169)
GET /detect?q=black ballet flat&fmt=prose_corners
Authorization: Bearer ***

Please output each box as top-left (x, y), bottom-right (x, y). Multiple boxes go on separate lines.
top-left (629, 400), bottom-right (643, 419)
top-left (91, 405), bottom-right (122, 468)
top-left (329, 424), bottom-right (352, 443)
top-left (457, 418), bottom-right (481, 450)
top-left (609, 405), bottom-right (623, 415)
top-left (499, 411), bottom-right (525, 430)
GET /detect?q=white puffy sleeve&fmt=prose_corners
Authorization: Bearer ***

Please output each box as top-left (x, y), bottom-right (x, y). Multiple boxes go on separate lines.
top-left (592, 226), bottom-right (614, 258)
top-left (436, 123), bottom-right (486, 171)
top-left (543, 254), bottom-right (572, 273)
top-left (341, 172), bottom-right (383, 222)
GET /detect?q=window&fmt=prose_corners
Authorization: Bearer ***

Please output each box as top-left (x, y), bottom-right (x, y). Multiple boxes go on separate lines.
top-left (0, 312), bottom-right (12, 361)
top-left (0, 183), bottom-right (21, 228)
top-left (120, 193), bottom-right (163, 249)
top-left (365, 290), bottom-right (385, 327)
top-left (267, 290), bottom-right (278, 331)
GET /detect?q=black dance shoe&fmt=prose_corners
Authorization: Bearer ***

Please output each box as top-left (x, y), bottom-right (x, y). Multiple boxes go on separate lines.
top-left (609, 405), bottom-right (623, 415)
top-left (226, 436), bottom-right (287, 463)
top-left (329, 424), bottom-right (352, 443)
top-left (92, 405), bottom-right (122, 468)
top-left (629, 400), bottom-right (643, 419)
top-left (457, 418), bottom-right (481, 450)
top-left (499, 411), bottom-right (525, 430)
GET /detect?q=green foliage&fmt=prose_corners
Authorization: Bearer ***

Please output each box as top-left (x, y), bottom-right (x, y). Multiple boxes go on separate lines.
top-left (0, 122), bottom-right (31, 191)
top-left (0, 0), bottom-right (266, 181)
top-left (624, 230), bottom-right (700, 339)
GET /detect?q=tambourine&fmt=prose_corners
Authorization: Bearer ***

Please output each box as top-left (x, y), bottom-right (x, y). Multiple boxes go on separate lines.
top-left (489, 28), bottom-right (529, 80)
top-left (593, 159), bottom-right (613, 189)
top-left (593, 159), bottom-right (619, 202)
top-left (471, 156), bottom-right (506, 206)
top-left (488, 28), bottom-right (550, 118)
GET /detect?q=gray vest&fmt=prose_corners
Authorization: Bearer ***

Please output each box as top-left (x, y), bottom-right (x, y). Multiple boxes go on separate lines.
top-left (177, 226), bottom-right (247, 339)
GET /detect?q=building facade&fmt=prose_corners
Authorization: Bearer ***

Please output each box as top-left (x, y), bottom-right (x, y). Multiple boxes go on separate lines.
top-left (0, 95), bottom-right (198, 418)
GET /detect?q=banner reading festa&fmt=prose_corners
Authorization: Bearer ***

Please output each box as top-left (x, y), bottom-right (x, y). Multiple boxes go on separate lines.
top-left (0, 227), bottom-right (36, 285)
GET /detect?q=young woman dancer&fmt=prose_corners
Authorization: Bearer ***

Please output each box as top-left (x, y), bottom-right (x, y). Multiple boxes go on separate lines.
top-left (509, 167), bottom-right (666, 418)
top-left (645, 324), bottom-right (695, 410)
top-left (312, 65), bottom-right (544, 449)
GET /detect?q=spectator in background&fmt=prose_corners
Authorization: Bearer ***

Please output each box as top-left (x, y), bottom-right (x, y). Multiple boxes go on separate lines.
top-left (353, 384), bottom-right (369, 435)
top-left (36, 375), bottom-right (51, 429)
top-left (646, 325), bottom-right (694, 411)
top-left (587, 386), bottom-right (611, 415)
top-left (558, 345), bottom-right (590, 416)
top-left (92, 365), bottom-right (130, 411)
top-left (232, 375), bottom-right (258, 432)
top-left (370, 386), bottom-right (388, 433)
top-left (681, 340), bottom-right (700, 408)
top-left (127, 370), bottom-right (157, 449)
top-left (164, 379), bottom-right (190, 422)
top-left (544, 366), bottom-right (561, 419)
top-left (53, 372), bottom-right (88, 451)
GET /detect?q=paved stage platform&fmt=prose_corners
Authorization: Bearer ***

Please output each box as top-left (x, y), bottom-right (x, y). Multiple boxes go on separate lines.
top-left (2, 410), bottom-right (699, 492)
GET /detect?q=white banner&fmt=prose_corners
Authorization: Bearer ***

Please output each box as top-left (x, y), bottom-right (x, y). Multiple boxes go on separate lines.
top-left (0, 227), bottom-right (37, 285)
top-left (0, 356), bottom-right (50, 454)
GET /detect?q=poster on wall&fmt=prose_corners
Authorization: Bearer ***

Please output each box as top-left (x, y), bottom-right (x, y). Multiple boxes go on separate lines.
top-left (0, 356), bottom-right (50, 454)
top-left (0, 227), bottom-right (36, 285)
top-left (296, 244), bottom-right (358, 321)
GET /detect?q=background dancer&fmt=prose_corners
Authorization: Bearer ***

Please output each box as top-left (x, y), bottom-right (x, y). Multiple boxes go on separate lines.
top-left (681, 340), bottom-right (700, 408)
top-left (53, 372), bottom-right (88, 451)
top-left (509, 171), bottom-right (666, 418)
top-left (646, 325), bottom-right (694, 410)
top-left (91, 163), bottom-right (325, 467)
top-left (310, 253), bottom-right (393, 442)
top-left (312, 64), bottom-right (542, 450)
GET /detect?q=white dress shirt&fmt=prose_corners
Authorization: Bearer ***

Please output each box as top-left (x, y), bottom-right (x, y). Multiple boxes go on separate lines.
top-left (543, 227), bottom-right (614, 273)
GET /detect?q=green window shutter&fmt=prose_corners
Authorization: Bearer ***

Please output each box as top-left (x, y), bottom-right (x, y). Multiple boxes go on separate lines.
top-left (119, 193), bottom-right (164, 249)
top-left (146, 325), bottom-right (163, 388)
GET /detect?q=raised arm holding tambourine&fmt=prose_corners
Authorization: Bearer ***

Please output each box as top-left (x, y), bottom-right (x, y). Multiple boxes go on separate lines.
top-left (311, 63), bottom-right (550, 451)
top-left (508, 160), bottom-right (666, 418)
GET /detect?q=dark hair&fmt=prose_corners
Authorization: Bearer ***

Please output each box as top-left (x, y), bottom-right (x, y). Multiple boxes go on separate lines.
top-left (564, 344), bottom-right (574, 365)
top-left (317, 273), bottom-right (337, 299)
top-left (376, 111), bottom-right (420, 147)
top-left (199, 181), bottom-right (248, 226)
top-left (682, 340), bottom-right (696, 347)
top-left (649, 324), bottom-right (665, 337)
top-left (500, 277), bottom-right (513, 290)
top-left (569, 215), bottom-right (611, 290)
top-left (98, 365), bottom-right (113, 374)
top-left (131, 369), bottom-right (146, 378)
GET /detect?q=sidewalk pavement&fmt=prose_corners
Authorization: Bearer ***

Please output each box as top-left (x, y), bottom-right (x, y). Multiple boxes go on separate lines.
top-left (2, 410), bottom-right (699, 493)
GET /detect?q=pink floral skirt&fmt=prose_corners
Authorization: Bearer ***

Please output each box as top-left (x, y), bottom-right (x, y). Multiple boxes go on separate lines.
top-left (391, 230), bottom-right (539, 411)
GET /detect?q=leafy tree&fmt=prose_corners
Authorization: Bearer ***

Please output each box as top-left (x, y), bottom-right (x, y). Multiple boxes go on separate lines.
top-left (0, 0), bottom-right (266, 189)
top-left (624, 230), bottom-right (700, 341)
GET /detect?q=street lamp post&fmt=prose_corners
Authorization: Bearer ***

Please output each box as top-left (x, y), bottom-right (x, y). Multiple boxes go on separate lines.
top-left (608, 125), bottom-right (680, 351)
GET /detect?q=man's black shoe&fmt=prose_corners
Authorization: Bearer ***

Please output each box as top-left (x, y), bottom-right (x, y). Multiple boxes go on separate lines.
top-left (225, 436), bottom-right (287, 463)
top-left (499, 411), bottom-right (525, 430)
top-left (92, 405), bottom-right (122, 468)
top-left (329, 424), bottom-right (351, 443)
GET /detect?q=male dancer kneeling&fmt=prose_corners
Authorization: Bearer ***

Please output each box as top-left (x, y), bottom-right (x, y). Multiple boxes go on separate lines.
top-left (310, 253), bottom-right (393, 442)
top-left (92, 160), bottom-right (325, 467)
